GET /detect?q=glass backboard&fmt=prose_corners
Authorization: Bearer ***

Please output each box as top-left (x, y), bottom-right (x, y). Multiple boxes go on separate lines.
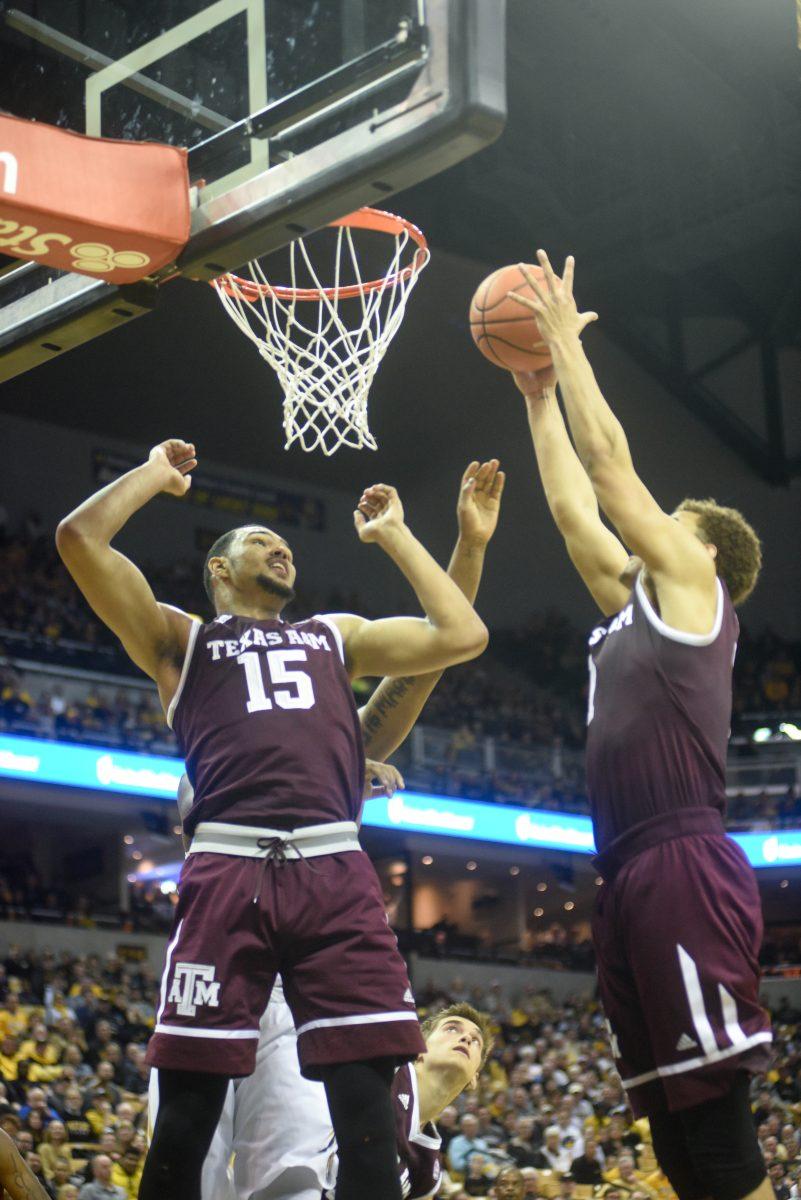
top-left (0, 0), bottom-right (505, 381)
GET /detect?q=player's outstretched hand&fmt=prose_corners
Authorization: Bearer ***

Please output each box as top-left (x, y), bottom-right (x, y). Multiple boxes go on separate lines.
top-left (354, 483), bottom-right (405, 544)
top-left (457, 459), bottom-right (505, 547)
top-left (512, 363), bottom-right (557, 401)
top-left (508, 251), bottom-right (598, 347)
top-left (148, 439), bottom-right (197, 497)
top-left (363, 759), bottom-right (404, 800)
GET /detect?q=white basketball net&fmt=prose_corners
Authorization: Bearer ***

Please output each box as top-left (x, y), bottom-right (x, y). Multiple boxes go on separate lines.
top-left (213, 215), bottom-right (430, 455)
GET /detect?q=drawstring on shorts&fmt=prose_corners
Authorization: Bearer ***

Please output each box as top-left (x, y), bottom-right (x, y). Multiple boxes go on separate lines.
top-left (252, 835), bottom-right (318, 903)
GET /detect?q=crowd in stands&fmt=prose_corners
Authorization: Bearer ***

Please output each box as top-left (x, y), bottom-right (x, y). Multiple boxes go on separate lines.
top-left (0, 944), bottom-right (799, 1200)
top-left (0, 518), bottom-right (799, 828)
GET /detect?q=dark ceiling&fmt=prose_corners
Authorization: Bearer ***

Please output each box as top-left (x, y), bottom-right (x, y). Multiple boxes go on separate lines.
top-left (1, 0), bottom-right (799, 488)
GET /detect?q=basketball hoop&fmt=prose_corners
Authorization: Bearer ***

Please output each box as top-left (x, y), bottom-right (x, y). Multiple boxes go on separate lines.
top-left (212, 208), bottom-right (430, 455)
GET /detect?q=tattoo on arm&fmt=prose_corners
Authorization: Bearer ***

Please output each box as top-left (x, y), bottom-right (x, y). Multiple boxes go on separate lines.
top-left (361, 676), bottom-right (416, 751)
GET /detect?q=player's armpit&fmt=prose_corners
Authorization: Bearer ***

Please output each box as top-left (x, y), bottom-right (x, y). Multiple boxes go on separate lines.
top-left (588, 455), bottom-right (716, 589)
top-left (329, 612), bottom-right (487, 681)
top-left (55, 527), bottom-right (192, 681)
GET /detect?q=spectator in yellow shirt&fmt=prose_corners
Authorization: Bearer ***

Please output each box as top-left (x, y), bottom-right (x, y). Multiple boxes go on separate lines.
top-left (110, 1148), bottom-right (143, 1199)
top-left (0, 994), bottom-right (34, 1041)
top-left (605, 1153), bottom-right (658, 1198)
top-left (0, 1035), bottom-right (22, 1083)
top-left (19, 1024), bottom-right (61, 1070)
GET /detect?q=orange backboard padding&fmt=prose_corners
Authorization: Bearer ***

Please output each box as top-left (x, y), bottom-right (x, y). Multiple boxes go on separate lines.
top-left (0, 112), bottom-right (190, 284)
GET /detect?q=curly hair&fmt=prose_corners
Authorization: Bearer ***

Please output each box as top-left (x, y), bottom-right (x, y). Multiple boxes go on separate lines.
top-left (675, 498), bottom-right (762, 606)
top-left (419, 1002), bottom-right (495, 1073)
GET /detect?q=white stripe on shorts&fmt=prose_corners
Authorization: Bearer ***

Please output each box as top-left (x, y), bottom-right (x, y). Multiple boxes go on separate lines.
top-left (296, 1011), bottom-right (419, 1036)
top-left (154, 1024), bottom-right (260, 1039)
top-left (719, 983), bottom-right (747, 1046)
top-left (620, 1031), bottom-right (773, 1090)
top-left (677, 944), bottom-right (718, 1056)
top-left (156, 919), bottom-right (184, 1025)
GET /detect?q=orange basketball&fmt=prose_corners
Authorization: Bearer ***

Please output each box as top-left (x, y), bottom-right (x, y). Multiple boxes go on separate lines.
top-left (469, 263), bottom-right (553, 372)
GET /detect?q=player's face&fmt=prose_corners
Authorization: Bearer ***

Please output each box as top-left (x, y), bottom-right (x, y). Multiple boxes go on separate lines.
top-left (235, 526), bottom-right (297, 597)
top-left (423, 1015), bottom-right (483, 1085)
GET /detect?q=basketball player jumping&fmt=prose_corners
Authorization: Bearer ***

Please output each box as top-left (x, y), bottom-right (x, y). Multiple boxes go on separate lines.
top-left (166, 458), bottom-right (505, 1200)
top-left (55, 451), bottom-right (489, 1200)
top-left (510, 251), bottom-right (771, 1200)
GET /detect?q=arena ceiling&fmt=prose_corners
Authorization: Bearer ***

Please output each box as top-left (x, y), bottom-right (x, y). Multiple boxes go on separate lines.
top-left (0, 0), bottom-right (799, 488)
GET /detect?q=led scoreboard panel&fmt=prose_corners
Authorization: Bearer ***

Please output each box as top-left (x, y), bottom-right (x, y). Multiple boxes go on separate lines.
top-left (1, 734), bottom-right (799, 869)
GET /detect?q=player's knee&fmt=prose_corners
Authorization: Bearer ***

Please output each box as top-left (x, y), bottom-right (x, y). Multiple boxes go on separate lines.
top-left (680, 1074), bottom-right (767, 1200)
top-left (321, 1057), bottom-right (396, 1147)
top-left (150, 1070), bottom-right (229, 1170)
top-left (649, 1108), bottom-right (708, 1200)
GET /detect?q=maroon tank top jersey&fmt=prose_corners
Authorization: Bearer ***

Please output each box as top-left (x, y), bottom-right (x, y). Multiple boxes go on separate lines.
top-left (168, 613), bottom-right (365, 835)
top-left (585, 573), bottom-right (738, 852)
top-left (392, 1062), bottom-right (443, 1200)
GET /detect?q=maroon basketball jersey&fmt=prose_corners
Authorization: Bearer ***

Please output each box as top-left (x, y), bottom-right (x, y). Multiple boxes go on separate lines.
top-left (393, 1062), bottom-right (442, 1200)
top-left (585, 573), bottom-right (738, 852)
top-left (169, 613), bottom-right (364, 834)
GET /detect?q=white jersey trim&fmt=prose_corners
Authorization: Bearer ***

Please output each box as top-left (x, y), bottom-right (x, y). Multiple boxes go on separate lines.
top-left (166, 619), bottom-right (201, 729)
top-left (635, 573), bottom-right (724, 647)
top-left (408, 1062), bottom-right (442, 1152)
top-left (620, 1029), bottom-right (772, 1090)
top-left (154, 1024), bottom-right (260, 1040)
top-left (312, 614), bottom-right (346, 664)
top-left (296, 1011), bottom-right (420, 1036)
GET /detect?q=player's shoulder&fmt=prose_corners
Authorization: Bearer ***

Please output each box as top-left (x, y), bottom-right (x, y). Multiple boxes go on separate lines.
top-left (309, 612), bottom-right (363, 659)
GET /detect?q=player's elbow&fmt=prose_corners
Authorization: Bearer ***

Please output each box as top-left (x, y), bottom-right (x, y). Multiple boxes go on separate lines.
top-left (55, 518), bottom-right (103, 573)
top-left (55, 517), bottom-right (85, 562)
top-left (454, 614), bottom-right (489, 661)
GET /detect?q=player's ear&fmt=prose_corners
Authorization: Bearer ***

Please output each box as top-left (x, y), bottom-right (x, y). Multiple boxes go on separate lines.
top-left (705, 542), bottom-right (717, 561)
top-left (208, 554), bottom-right (230, 583)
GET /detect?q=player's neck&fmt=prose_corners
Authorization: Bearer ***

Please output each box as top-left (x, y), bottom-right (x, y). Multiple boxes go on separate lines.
top-left (217, 593), bottom-right (286, 621)
top-left (414, 1061), bottom-right (465, 1126)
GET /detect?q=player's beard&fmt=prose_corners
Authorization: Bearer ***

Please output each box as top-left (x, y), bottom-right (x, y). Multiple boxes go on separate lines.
top-left (255, 571), bottom-right (296, 603)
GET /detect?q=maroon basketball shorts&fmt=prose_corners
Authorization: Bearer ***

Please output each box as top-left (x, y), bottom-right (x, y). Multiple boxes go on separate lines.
top-left (145, 824), bottom-right (424, 1078)
top-left (592, 816), bottom-right (772, 1117)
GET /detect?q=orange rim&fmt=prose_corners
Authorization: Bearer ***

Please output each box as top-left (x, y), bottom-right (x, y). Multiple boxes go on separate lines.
top-left (213, 207), bottom-right (429, 302)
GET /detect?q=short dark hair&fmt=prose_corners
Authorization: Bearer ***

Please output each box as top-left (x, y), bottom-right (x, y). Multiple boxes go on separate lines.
top-left (676, 498), bottom-right (762, 606)
top-left (420, 1002), bottom-right (494, 1073)
top-left (203, 529), bottom-right (240, 606)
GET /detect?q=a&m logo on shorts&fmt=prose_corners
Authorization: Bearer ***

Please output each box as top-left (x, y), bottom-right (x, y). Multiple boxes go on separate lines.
top-left (168, 962), bottom-right (220, 1017)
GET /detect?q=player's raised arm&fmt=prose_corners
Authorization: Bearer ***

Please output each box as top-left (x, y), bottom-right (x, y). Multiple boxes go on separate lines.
top-left (360, 459), bottom-right (504, 761)
top-left (512, 365), bottom-right (629, 616)
top-left (509, 254), bottom-right (717, 601)
top-left (329, 483), bottom-right (489, 681)
top-left (55, 439), bottom-right (198, 684)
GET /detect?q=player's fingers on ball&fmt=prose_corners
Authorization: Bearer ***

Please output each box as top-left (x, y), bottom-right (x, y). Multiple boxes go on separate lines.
top-left (509, 290), bottom-right (542, 315)
top-left (518, 263), bottom-right (547, 303)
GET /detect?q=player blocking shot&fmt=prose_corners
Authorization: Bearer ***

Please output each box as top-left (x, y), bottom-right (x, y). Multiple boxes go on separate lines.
top-left (55, 445), bottom-right (489, 1200)
top-left (508, 252), bottom-right (772, 1200)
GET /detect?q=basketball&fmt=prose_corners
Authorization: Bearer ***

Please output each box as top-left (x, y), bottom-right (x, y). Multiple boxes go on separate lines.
top-left (469, 263), bottom-right (554, 373)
